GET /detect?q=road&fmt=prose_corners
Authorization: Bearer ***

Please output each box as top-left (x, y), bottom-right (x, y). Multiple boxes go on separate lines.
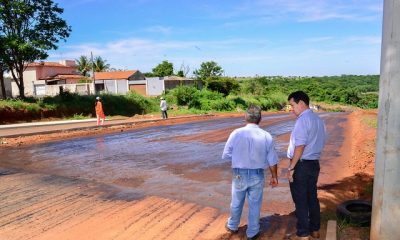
top-left (0, 112), bottom-right (351, 240)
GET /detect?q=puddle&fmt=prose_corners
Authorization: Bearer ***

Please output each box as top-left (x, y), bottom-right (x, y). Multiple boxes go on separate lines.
top-left (0, 112), bottom-right (344, 211)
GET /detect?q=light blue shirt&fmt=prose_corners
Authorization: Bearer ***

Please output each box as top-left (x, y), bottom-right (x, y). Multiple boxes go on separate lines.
top-left (287, 109), bottom-right (326, 160)
top-left (222, 124), bottom-right (279, 169)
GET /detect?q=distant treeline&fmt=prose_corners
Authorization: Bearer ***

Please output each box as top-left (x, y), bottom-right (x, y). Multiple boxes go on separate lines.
top-left (163, 75), bottom-right (379, 112)
top-left (238, 75), bottom-right (379, 109)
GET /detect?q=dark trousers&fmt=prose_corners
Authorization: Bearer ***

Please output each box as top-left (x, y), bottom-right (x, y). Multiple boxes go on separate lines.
top-left (161, 110), bottom-right (168, 119)
top-left (289, 160), bottom-right (320, 237)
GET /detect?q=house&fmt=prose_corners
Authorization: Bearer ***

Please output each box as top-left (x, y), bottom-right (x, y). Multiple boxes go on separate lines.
top-left (94, 70), bottom-right (146, 95)
top-left (146, 76), bottom-right (202, 96)
top-left (11, 60), bottom-right (92, 97)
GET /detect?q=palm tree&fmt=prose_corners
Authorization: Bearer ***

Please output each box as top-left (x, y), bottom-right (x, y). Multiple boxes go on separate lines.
top-left (75, 55), bottom-right (91, 77)
top-left (93, 56), bottom-right (110, 72)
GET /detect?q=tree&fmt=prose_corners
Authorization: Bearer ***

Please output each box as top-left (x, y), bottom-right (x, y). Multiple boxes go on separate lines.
top-left (93, 56), bottom-right (110, 72)
top-left (0, 0), bottom-right (71, 98)
top-left (152, 60), bottom-right (173, 77)
top-left (193, 61), bottom-right (223, 80)
top-left (177, 62), bottom-right (190, 77)
top-left (75, 55), bottom-right (91, 77)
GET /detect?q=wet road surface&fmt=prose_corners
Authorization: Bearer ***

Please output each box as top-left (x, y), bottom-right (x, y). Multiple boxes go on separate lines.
top-left (0, 112), bottom-right (344, 212)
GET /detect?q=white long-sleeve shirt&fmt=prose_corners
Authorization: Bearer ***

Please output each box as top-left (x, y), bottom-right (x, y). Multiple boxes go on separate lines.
top-left (222, 124), bottom-right (279, 169)
top-left (160, 100), bottom-right (167, 111)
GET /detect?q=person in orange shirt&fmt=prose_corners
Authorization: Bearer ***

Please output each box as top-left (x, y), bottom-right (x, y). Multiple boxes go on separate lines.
top-left (95, 96), bottom-right (105, 126)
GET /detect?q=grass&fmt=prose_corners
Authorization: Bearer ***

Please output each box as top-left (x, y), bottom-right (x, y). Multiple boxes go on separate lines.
top-left (362, 115), bottom-right (378, 128)
top-left (67, 113), bottom-right (91, 120)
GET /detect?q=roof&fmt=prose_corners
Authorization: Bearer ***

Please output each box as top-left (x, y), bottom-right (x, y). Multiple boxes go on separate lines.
top-left (94, 70), bottom-right (138, 80)
top-left (26, 62), bottom-right (73, 68)
top-left (164, 76), bottom-right (194, 81)
top-left (40, 74), bottom-right (88, 81)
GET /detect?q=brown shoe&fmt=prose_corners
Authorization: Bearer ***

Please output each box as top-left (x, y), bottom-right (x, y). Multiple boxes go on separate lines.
top-left (310, 231), bottom-right (320, 239)
top-left (286, 233), bottom-right (310, 240)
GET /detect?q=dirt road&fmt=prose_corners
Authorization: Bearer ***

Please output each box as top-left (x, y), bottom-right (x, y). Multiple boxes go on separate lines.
top-left (0, 110), bottom-right (376, 240)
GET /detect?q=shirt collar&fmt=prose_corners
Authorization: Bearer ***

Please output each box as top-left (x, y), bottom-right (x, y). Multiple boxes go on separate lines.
top-left (246, 123), bottom-right (259, 128)
top-left (298, 108), bottom-right (312, 118)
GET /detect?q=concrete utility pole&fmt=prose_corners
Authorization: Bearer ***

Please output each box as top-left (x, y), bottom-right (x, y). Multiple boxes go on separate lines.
top-left (370, 0), bottom-right (400, 239)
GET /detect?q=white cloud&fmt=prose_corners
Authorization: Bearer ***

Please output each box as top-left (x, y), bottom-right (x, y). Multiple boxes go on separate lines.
top-left (212, 0), bottom-right (382, 23)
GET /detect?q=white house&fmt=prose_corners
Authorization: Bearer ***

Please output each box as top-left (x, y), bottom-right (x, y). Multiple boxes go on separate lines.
top-left (146, 76), bottom-right (202, 96)
top-left (11, 60), bottom-right (91, 97)
top-left (94, 70), bottom-right (146, 95)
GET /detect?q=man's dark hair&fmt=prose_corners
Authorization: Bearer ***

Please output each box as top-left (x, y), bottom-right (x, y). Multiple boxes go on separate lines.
top-left (245, 105), bottom-right (262, 124)
top-left (288, 91), bottom-right (310, 106)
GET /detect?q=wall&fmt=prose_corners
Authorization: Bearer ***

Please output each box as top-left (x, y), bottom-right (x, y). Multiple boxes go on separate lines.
top-left (146, 77), bottom-right (164, 96)
top-left (46, 83), bottom-right (94, 96)
top-left (0, 77), bottom-right (12, 98)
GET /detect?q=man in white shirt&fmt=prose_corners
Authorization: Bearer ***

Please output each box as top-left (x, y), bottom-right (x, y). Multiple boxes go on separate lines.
top-left (160, 97), bottom-right (168, 119)
top-left (286, 91), bottom-right (326, 240)
top-left (222, 105), bottom-right (279, 240)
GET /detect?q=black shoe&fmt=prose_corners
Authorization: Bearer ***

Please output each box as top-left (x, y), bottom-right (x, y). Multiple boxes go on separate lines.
top-left (225, 223), bottom-right (238, 234)
top-left (247, 232), bottom-right (260, 240)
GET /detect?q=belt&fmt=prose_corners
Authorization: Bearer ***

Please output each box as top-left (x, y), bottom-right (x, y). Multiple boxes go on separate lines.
top-left (299, 159), bottom-right (319, 162)
top-left (232, 168), bottom-right (264, 174)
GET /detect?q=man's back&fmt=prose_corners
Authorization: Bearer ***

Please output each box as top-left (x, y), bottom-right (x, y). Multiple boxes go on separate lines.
top-left (222, 124), bottom-right (278, 169)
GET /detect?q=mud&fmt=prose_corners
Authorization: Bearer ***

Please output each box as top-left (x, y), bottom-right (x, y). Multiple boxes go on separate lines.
top-left (0, 110), bottom-right (376, 240)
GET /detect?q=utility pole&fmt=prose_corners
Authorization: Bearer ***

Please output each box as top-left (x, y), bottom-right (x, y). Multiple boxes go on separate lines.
top-left (370, 0), bottom-right (400, 239)
top-left (91, 52), bottom-right (95, 95)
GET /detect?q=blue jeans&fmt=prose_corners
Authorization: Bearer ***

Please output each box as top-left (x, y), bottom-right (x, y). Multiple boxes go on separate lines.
top-left (289, 160), bottom-right (320, 237)
top-left (227, 168), bottom-right (265, 238)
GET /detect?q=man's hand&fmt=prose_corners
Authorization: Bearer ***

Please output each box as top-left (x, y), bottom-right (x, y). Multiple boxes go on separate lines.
top-left (270, 177), bottom-right (278, 187)
top-left (287, 168), bottom-right (294, 183)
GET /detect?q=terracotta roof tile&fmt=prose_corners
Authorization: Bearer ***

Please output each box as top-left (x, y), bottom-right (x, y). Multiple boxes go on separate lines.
top-left (27, 62), bottom-right (73, 68)
top-left (40, 74), bottom-right (87, 81)
top-left (94, 70), bottom-right (137, 80)
top-left (164, 76), bottom-right (194, 81)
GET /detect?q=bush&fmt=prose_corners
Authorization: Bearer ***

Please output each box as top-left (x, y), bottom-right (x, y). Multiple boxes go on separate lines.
top-left (170, 86), bottom-right (198, 105)
top-left (206, 77), bottom-right (240, 96)
top-left (209, 99), bottom-right (235, 111)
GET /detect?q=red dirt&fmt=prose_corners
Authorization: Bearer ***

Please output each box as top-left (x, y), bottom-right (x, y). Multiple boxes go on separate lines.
top-left (0, 110), bottom-right (376, 240)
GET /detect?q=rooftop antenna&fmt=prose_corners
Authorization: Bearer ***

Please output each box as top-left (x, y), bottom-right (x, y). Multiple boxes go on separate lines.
top-left (91, 52), bottom-right (95, 95)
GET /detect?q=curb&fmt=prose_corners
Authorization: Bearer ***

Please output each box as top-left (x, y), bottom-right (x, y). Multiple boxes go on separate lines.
top-left (0, 114), bottom-right (216, 138)
top-left (326, 220), bottom-right (337, 240)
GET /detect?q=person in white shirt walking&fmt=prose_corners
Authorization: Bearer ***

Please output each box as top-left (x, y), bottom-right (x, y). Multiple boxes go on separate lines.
top-left (222, 105), bottom-right (279, 240)
top-left (160, 97), bottom-right (168, 119)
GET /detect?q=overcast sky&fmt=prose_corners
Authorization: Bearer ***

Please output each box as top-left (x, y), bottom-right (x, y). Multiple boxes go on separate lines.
top-left (50, 0), bottom-right (383, 77)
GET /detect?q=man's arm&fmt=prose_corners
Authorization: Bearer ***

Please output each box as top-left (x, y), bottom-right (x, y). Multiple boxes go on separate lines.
top-left (269, 164), bottom-right (278, 187)
top-left (222, 132), bottom-right (235, 160)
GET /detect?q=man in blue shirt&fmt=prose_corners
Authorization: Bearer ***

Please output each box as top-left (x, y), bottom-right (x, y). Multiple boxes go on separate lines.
top-left (286, 91), bottom-right (326, 240)
top-left (222, 105), bottom-right (279, 240)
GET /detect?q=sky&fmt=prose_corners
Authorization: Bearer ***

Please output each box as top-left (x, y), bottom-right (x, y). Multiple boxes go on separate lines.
top-left (49, 0), bottom-right (383, 77)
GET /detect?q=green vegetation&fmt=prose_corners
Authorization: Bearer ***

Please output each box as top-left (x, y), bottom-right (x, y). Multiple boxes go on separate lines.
top-left (0, 92), bottom-right (157, 123)
top-left (236, 75), bottom-right (379, 109)
top-left (0, 74), bottom-right (379, 123)
top-left (162, 74), bottom-right (378, 113)
top-left (193, 61), bottom-right (224, 80)
top-left (152, 60), bottom-right (174, 77)
top-left (0, 0), bottom-right (71, 99)
top-left (362, 115), bottom-right (378, 128)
